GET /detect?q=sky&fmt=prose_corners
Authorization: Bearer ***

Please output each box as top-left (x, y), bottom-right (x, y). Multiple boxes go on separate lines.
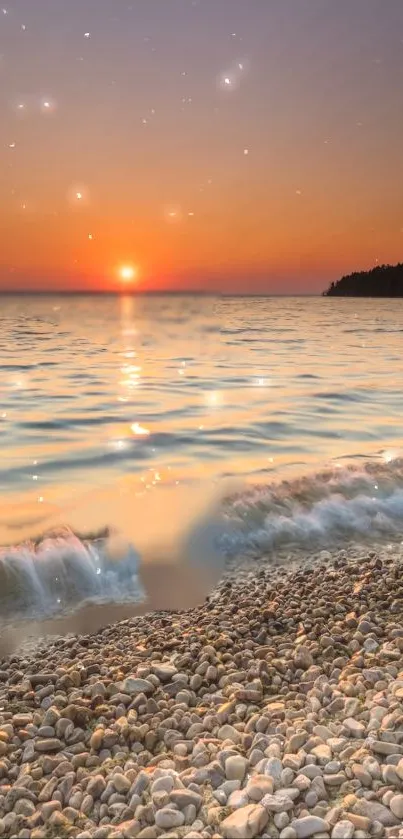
top-left (0, 0), bottom-right (403, 294)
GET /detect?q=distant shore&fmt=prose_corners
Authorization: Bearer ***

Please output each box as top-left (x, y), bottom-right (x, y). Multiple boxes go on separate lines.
top-left (324, 263), bottom-right (403, 297)
top-left (1, 542), bottom-right (403, 838)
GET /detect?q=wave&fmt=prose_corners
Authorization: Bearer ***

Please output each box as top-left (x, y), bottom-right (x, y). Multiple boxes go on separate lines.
top-left (0, 529), bottom-right (143, 623)
top-left (222, 455), bottom-right (403, 554)
top-left (0, 483), bottom-right (229, 629)
top-left (1, 456), bottom-right (403, 629)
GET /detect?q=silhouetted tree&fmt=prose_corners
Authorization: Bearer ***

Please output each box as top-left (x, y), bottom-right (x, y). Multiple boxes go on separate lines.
top-left (323, 263), bottom-right (403, 297)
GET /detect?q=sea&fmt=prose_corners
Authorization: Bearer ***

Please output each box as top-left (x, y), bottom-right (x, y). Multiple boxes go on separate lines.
top-left (1, 293), bottom-right (403, 636)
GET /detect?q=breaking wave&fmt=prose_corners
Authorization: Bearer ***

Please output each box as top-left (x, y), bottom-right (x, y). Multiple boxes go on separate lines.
top-left (1, 456), bottom-right (403, 628)
top-left (222, 456), bottom-right (403, 554)
top-left (0, 530), bottom-right (143, 622)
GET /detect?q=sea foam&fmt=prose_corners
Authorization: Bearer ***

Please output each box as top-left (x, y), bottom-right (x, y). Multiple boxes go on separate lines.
top-left (1, 460), bottom-right (403, 629)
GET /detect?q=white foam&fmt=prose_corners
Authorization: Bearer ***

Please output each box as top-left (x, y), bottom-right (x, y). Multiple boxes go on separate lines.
top-left (223, 460), bottom-right (403, 553)
top-left (1, 462), bottom-right (403, 627)
top-left (0, 531), bottom-right (142, 622)
top-left (0, 481), bottom-right (232, 626)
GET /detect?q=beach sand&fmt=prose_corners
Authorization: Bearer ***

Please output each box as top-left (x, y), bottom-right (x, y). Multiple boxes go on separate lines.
top-left (1, 543), bottom-right (403, 838)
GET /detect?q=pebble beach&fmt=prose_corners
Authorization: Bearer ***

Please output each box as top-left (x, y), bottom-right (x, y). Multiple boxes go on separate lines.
top-left (1, 544), bottom-right (403, 839)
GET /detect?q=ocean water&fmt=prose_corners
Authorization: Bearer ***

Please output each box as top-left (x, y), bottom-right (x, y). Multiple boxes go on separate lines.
top-left (1, 293), bottom-right (403, 628)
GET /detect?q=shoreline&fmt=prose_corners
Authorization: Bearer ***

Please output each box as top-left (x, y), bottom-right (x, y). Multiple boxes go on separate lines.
top-left (1, 543), bottom-right (403, 838)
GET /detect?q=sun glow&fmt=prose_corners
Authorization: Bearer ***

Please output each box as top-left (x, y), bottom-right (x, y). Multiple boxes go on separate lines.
top-left (119, 264), bottom-right (138, 283)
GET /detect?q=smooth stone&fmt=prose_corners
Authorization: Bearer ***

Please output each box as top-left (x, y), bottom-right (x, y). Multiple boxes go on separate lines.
top-left (305, 791), bottom-right (318, 809)
top-left (87, 775), bottom-right (107, 799)
top-left (311, 745), bottom-right (332, 764)
top-left (112, 820), bottom-right (140, 839)
top-left (151, 664), bottom-right (178, 682)
top-left (343, 719), bottom-right (365, 738)
top-left (292, 816), bottom-right (330, 838)
top-left (112, 774), bottom-right (131, 794)
top-left (351, 764), bottom-right (372, 787)
top-left (313, 726), bottom-right (332, 742)
top-left (370, 740), bottom-right (403, 756)
top-left (323, 773), bottom-right (345, 786)
top-left (274, 813), bottom-right (290, 831)
top-left (299, 766), bottom-right (323, 780)
top-left (154, 809), bottom-right (185, 829)
top-left (225, 755), bottom-right (248, 782)
top-left (331, 821), bottom-right (354, 839)
top-left (227, 790), bottom-right (249, 809)
top-left (343, 813), bottom-right (370, 832)
top-left (121, 678), bottom-right (154, 696)
top-left (265, 757), bottom-right (283, 786)
top-left (221, 804), bottom-right (269, 839)
top-left (287, 733), bottom-right (308, 753)
top-left (353, 800), bottom-right (400, 827)
top-left (245, 775), bottom-right (274, 802)
top-left (151, 776), bottom-right (174, 794)
top-left (169, 790), bottom-right (202, 811)
top-left (324, 761), bottom-right (341, 775)
top-left (22, 741), bottom-right (35, 763)
top-left (217, 725), bottom-right (241, 744)
top-left (262, 792), bottom-right (294, 813)
top-left (363, 638), bottom-right (379, 653)
top-left (35, 738), bottom-right (62, 752)
top-left (292, 775), bottom-right (311, 792)
top-left (389, 794), bottom-right (403, 820)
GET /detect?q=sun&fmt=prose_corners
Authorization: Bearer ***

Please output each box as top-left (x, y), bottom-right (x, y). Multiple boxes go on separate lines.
top-left (119, 265), bottom-right (138, 283)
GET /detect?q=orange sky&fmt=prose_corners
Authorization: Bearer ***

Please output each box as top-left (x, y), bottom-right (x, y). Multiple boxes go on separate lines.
top-left (1, 0), bottom-right (403, 293)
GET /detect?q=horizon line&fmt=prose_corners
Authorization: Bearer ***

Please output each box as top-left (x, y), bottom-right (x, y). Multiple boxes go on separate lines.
top-left (0, 289), bottom-right (321, 297)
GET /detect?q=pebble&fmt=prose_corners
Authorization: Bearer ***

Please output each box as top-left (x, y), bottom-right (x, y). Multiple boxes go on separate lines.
top-left (121, 677), bottom-right (154, 695)
top-left (389, 794), bottom-right (403, 820)
top-left (225, 755), bottom-right (248, 781)
top-left (87, 775), bottom-right (106, 799)
top-left (353, 800), bottom-right (400, 827)
top-left (35, 737), bottom-right (62, 752)
top-left (155, 809), bottom-right (185, 829)
top-left (331, 821), bottom-right (354, 839)
top-left (265, 757), bottom-right (283, 786)
top-left (261, 792), bottom-right (295, 812)
top-left (170, 790), bottom-right (202, 811)
top-left (292, 816), bottom-right (330, 838)
top-left (151, 664), bottom-right (178, 682)
top-left (343, 718), bottom-right (365, 738)
top-left (221, 804), bottom-right (268, 839)
top-left (217, 725), bottom-right (241, 744)
top-left (245, 775), bottom-right (274, 801)
top-left (0, 546), bottom-right (403, 839)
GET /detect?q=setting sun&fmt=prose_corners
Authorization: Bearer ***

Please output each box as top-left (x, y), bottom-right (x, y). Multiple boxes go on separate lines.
top-left (119, 265), bottom-right (138, 283)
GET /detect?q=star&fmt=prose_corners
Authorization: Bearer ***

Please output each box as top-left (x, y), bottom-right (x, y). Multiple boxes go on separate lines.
top-left (41, 99), bottom-right (56, 113)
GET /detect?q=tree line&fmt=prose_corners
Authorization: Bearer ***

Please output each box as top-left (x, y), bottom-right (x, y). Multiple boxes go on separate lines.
top-left (323, 263), bottom-right (403, 296)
